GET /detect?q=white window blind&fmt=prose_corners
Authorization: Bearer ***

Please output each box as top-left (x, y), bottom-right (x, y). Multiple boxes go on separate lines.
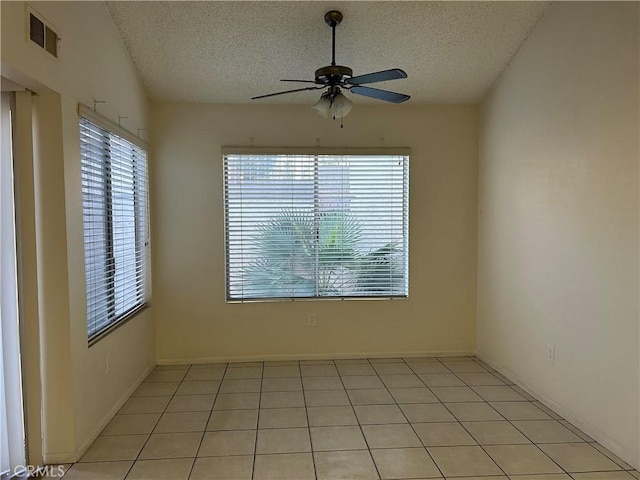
top-left (80, 114), bottom-right (149, 340)
top-left (224, 151), bottom-right (409, 301)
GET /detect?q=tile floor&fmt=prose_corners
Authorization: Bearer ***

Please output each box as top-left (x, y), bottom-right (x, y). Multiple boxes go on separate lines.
top-left (61, 356), bottom-right (638, 479)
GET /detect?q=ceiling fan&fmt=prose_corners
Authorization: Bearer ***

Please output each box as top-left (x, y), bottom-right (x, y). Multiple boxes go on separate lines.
top-left (251, 10), bottom-right (410, 123)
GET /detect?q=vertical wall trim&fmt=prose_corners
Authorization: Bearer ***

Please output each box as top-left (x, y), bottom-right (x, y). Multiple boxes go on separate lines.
top-left (13, 91), bottom-right (44, 466)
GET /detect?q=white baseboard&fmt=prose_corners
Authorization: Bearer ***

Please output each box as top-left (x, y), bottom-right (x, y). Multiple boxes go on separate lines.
top-left (50, 362), bottom-right (156, 464)
top-left (476, 351), bottom-right (639, 470)
top-left (41, 451), bottom-right (76, 465)
top-left (157, 349), bottom-right (476, 365)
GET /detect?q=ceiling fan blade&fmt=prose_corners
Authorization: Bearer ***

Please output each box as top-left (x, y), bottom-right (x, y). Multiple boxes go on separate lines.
top-left (280, 79), bottom-right (318, 84)
top-left (251, 86), bottom-right (324, 100)
top-left (347, 68), bottom-right (407, 85)
top-left (349, 86), bottom-right (410, 103)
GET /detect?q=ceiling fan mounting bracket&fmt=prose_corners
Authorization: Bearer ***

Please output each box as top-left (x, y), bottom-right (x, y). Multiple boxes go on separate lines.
top-left (324, 11), bottom-right (343, 27)
top-left (315, 65), bottom-right (353, 85)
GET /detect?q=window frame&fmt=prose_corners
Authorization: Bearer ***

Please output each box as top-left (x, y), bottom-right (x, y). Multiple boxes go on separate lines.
top-left (79, 105), bottom-right (150, 344)
top-left (222, 147), bottom-right (410, 303)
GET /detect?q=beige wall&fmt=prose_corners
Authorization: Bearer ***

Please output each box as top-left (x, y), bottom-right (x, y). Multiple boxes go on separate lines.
top-left (1, 1), bottom-right (147, 130)
top-left (151, 103), bottom-right (479, 362)
top-left (2, 1), bottom-right (154, 462)
top-left (478, 1), bottom-right (639, 468)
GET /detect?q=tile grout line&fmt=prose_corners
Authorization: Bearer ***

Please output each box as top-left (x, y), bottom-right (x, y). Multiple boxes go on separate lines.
top-left (395, 357), bottom-right (448, 479)
top-left (127, 363), bottom-right (195, 480)
top-left (187, 362), bottom-right (228, 480)
top-left (300, 360), bottom-right (319, 480)
top-left (336, 358), bottom-right (384, 480)
top-left (250, 364), bottom-right (264, 480)
top-left (431, 358), bottom-right (512, 479)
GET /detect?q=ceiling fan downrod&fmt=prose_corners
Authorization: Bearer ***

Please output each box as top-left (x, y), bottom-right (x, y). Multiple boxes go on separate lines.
top-left (315, 11), bottom-right (352, 86)
top-left (324, 10), bottom-right (343, 67)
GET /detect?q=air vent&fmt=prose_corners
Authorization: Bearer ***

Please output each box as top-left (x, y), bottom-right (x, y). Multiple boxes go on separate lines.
top-left (28, 8), bottom-right (58, 58)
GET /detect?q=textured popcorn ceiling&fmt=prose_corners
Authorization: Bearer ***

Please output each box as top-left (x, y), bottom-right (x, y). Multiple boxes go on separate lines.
top-left (106, 1), bottom-right (551, 105)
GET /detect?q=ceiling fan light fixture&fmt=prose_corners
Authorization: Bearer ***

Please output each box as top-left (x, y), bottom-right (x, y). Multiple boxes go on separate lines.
top-left (332, 92), bottom-right (353, 119)
top-left (312, 95), bottom-right (332, 118)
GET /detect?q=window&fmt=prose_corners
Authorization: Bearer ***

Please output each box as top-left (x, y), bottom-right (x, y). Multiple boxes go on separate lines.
top-left (80, 109), bottom-right (150, 341)
top-left (224, 150), bottom-right (409, 301)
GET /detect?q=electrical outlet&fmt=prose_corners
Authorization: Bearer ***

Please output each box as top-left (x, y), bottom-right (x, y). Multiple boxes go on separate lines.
top-left (106, 354), bottom-right (111, 374)
top-left (307, 313), bottom-right (317, 327)
top-left (546, 343), bottom-right (555, 364)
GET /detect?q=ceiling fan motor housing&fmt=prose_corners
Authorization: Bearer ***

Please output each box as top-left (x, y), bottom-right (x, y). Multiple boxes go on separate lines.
top-left (315, 65), bottom-right (353, 85)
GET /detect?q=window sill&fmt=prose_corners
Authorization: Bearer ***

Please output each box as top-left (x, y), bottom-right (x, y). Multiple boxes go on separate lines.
top-left (88, 303), bottom-right (150, 347)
